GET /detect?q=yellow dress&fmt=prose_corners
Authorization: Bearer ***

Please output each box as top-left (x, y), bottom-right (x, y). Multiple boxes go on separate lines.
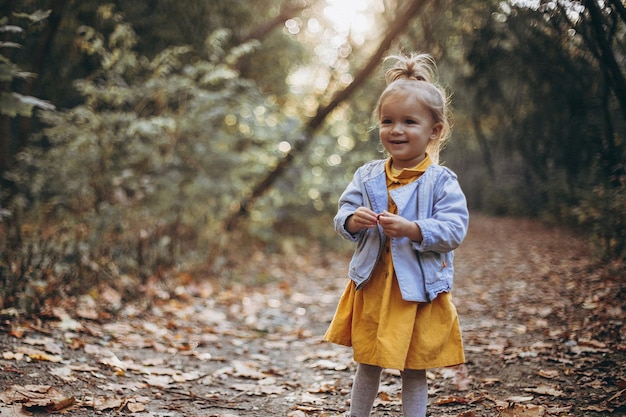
top-left (325, 157), bottom-right (465, 371)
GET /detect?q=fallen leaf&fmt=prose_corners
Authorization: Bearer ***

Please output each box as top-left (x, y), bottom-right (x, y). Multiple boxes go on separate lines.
top-left (498, 403), bottom-right (546, 417)
top-left (0, 404), bottom-right (29, 416)
top-left (17, 346), bottom-right (63, 363)
top-left (523, 384), bottom-right (563, 397)
top-left (82, 395), bottom-right (125, 411)
top-left (49, 365), bottom-right (76, 381)
top-left (481, 377), bottom-right (501, 386)
top-left (0, 385), bottom-right (75, 412)
top-left (433, 396), bottom-right (470, 405)
top-left (231, 383), bottom-right (258, 393)
top-left (143, 374), bottom-right (172, 387)
top-left (2, 351), bottom-right (24, 361)
top-left (126, 402), bottom-right (145, 412)
top-left (536, 369), bottom-right (559, 379)
top-left (505, 395), bottom-right (534, 402)
top-left (307, 359), bottom-right (348, 371)
top-left (298, 392), bottom-right (324, 405)
top-left (545, 405), bottom-right (572, 413)
top-left (99, 381), bottom-right (146, 392)
top-left (231, 360), bottom-right (267, 379)
top-left (8, 328), bottom-right (26, 338)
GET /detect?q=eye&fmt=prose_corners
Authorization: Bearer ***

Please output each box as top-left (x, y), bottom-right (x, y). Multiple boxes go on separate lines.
top-left (380, 118), bottom-right (392, 125)
top-left (405, 119), bottom-right (417, 125)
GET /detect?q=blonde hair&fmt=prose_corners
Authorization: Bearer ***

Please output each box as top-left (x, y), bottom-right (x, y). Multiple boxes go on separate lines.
top-left (374, 53), bottom-right (452, 164)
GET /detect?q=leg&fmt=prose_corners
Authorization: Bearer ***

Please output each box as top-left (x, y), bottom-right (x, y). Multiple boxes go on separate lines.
top-left (349, 363), bottom-right (382, 417)
top-left (400, 369), bottom-right (428, 417)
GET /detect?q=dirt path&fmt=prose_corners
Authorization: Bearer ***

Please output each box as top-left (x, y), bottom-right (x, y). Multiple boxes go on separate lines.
top-left (1, 214), bottom-right (624, 416)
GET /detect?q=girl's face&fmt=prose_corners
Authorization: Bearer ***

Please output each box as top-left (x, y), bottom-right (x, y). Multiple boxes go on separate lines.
top-left (378, 90), bottom-right (442, 169)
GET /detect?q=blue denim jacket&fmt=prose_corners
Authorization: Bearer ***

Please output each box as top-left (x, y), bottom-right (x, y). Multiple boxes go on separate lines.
top-left (334, 159), bottom-right (469, 302)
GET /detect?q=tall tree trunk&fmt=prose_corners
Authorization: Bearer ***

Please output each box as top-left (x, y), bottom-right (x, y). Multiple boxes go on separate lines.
top-left (224, 0), bottom-right (433, 231)
top-left (583, 0), bottom-right (626, 120)
top-left (472, 116), bottom-right (495, 177)
top-left (607, 0), bottom-right (626, 26)
top-left (17, 0), bottom-right (68, 148)
top-left (1, 0), bottom-right (21, 193)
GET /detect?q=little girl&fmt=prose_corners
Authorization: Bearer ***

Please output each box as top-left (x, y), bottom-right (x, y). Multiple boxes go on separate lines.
top-left (324, 53), bottom-right (469, 417)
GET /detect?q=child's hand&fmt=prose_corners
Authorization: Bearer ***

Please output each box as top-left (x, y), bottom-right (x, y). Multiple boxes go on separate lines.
top-left (347, 207), bottom-right (379, 233)
top-left (377, 211), bottom-right (423, 241)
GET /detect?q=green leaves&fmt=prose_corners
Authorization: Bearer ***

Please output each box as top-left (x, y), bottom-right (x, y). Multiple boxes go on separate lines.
top-left (0, 13), bottom-right (55, 117)
top-left (3, 18), bottom-right (304, 311)
top-left (0, 92), bottom-right (54, 117)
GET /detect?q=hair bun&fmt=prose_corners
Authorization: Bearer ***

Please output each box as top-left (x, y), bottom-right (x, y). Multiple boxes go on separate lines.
top-left (384, 53), bottom-right (436, 85)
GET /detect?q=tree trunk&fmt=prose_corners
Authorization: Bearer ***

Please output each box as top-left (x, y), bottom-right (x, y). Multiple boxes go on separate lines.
top-left (0, 0), bottom-right (19, 177)
top-left (17, 0), bottom-right (68, 149)
top-left (583, 0), bottom-right (626, 120)
top-left (607, 0), bottom-right (626, 26)
top-left (240, 0), bottom-right (310, 43)
top-left (472, 116), bottom-right (495, 177)
top-left (224, 0), bottom-right (433, 231)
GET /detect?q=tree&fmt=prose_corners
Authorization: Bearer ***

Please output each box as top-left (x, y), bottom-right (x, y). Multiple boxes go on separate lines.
top-left (0, 10), bottom-right (54, 175)
top-left (457, 0), bottom-right (625, 259)
top-left (223, 0), bottom-right (434, 231)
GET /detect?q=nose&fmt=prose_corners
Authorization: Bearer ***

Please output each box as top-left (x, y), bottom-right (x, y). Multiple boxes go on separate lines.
top-left (391, 122), bottom-right (403, 134)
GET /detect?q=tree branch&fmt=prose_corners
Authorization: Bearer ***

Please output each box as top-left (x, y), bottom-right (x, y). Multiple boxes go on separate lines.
top-left (224, 0), bottom-right (432, 231)
top-left (583, 0), bottom-right (626, 119)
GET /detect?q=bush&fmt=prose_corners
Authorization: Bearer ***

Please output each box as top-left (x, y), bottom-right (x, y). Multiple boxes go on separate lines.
top-left (573, 176), bottom-right (626, 262)
top-left (1, 19), bottom-right (302, 311)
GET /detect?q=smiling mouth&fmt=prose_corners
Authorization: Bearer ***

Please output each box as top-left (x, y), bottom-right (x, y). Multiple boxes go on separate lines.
top-left (389, 140), bottom-right (407, 144)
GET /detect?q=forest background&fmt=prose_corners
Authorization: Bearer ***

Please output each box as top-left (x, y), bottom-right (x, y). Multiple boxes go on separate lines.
top-left (0, 0), bottom-right (625, 313)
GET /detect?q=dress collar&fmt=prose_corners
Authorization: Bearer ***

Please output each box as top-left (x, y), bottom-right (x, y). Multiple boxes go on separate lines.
top-left (385, 154), bottom-right (432, 181)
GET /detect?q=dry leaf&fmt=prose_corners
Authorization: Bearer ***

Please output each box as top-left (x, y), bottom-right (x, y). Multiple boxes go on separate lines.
top-left (307, 359), bottom-right (348, 371)
top-left (498, 403), bottom-right (546, 417)
top-left (49, 365), bottom-right (76, 381)
top-left (523, 384), bottom-right (563, 397)
top-left (143, 374), bottom-right (172, 387)
top-left (126, 402), bottom-right (145, 412)
top-left (0, 385), bottom-right (75, 412)
top-left (505, 395), bottom-right (534, 402)
top-left (231, 360), bottom-right (267, 379)
top-left (85, 396), bottom-right (125, 411)
top-left (433, 396), bottom-right (471, 405)
top-left (17, 346), bottom-right (63, 363)
top-left (536, 369), bottom-right (559, 379)
top-left (2, 351), bottom-right (24, 361)
top-left (298, 392), bottom-right (324, 405)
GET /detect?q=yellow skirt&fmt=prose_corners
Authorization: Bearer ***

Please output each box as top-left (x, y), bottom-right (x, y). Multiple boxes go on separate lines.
top-left (324, 265), bottom-right (465, 370)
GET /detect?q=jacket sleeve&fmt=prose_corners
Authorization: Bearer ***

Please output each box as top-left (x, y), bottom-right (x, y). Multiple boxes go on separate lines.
top-left (414, 169), bottom-right (469, 253)
top-left (334, 166), bottom-right (366, 242)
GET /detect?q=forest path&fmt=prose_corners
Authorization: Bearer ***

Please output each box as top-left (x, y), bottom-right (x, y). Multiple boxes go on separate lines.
top-left (1, 213), bottom-right (624, 416)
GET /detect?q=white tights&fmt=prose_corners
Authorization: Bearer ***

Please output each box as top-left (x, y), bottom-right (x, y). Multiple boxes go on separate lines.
top-left (349, 363), bottom-right (428, 417)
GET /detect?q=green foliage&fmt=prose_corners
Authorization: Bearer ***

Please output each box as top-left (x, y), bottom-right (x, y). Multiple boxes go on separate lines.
top-left (573, 176), bottom-right (626, 261)
top-left (1, 16), bottom-right (303, 310)
top-left (0, 13), bottom-right (55, 117)
top-left (446, 1), bottom-right (626, 261)
top-left (3, 0), bottom-right (626, 312)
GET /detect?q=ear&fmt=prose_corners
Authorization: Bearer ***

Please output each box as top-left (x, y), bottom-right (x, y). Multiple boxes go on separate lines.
top-left (430, 123), bottom-right (443, 140)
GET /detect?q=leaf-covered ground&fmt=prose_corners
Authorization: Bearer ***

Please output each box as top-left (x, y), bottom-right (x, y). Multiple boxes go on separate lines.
top-left (1, 214), bottom-right (625, 416)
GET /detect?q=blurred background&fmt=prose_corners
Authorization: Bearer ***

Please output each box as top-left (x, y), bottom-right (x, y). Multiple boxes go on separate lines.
top-left (1, 0), bottom-right (624, 312)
